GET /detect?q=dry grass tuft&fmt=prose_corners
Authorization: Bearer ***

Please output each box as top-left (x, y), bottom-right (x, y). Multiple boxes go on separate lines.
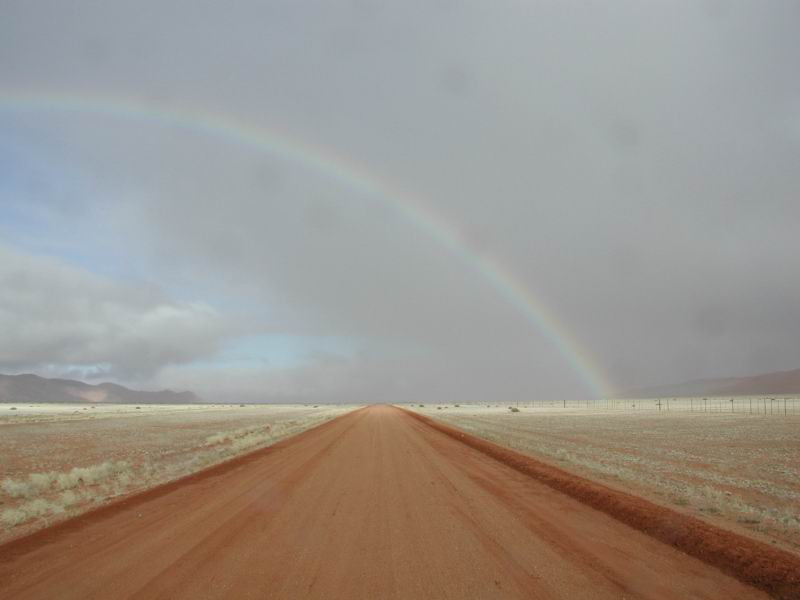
top-left (56, 461), bottom-right (133, 490)
top-left (1, 498), bottom-right (65, 528)
top-left (1, 461), bottom-right (134, 529)
top-left (2, 472), bottom-right (58, 499)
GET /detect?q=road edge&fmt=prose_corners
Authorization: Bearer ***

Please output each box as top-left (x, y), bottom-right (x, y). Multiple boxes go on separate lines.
top-left (0, 407), bottom-right (366, 562)
top-left (402, 408), bottom-right (800, 600)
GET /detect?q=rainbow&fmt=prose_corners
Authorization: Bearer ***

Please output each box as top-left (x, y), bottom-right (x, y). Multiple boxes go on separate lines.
top-left (0, 90), bottom-right (614, 398)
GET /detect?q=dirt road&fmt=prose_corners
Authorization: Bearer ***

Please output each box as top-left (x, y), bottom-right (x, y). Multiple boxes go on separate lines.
top-left (0, 406), bottom-right (773, 599)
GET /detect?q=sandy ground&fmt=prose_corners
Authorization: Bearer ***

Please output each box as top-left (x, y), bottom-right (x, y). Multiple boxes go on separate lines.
top-left (0, 403), bottom-right (356, 542)
top-left (0, 406), bottom-right (783, 599)
top-left (0, 403), bottom-right (236, 420)
top-left (408, 403), bottom-right (800, 553)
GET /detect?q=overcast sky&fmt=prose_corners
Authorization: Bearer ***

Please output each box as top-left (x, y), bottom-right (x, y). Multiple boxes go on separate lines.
top-left (1, 1), bottom-right (798, 402)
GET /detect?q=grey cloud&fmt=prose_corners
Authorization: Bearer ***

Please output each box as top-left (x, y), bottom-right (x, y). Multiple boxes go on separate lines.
top-left (1, 1), bottom-right (799, 400)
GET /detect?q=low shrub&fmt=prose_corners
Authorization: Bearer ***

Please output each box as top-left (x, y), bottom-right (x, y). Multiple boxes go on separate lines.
top-left (2, 472), bottom-right (57, 499)
top-left (1, 508), bottom-right (27, 527)
top-left (1, 498), bottom-right (63, 529)
top-left (56, 461), bottom-right (132, 490)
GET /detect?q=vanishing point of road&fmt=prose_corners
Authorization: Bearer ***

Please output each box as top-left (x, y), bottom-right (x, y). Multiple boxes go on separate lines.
top-left (0, 406), bottom-right (769, 599)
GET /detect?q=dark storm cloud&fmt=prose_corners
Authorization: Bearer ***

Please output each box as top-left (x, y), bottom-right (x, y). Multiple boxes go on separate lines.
top-left (1, 1), bottom-right (798, 400)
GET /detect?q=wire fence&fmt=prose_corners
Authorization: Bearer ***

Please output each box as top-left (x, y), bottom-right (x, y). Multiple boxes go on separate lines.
top-left (514, 397), bottom-right (800, 415)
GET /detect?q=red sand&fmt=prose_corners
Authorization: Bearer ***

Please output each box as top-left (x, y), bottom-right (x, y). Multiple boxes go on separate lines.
top-left (0, 405), bottom-right (790, 599)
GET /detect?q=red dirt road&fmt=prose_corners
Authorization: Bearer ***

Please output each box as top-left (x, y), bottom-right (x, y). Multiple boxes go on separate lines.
top-left (0, 406), bottom-right (773, 599)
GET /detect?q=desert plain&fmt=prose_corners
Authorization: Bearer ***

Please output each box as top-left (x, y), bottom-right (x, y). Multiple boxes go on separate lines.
top-left (0, 402), bottom-right (799, 599)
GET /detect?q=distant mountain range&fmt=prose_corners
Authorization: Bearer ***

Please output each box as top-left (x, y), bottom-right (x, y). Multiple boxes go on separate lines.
top-left (0, 373), bottom-right (202, 404)
top-left (624, 368), bottom-right (800, 398)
